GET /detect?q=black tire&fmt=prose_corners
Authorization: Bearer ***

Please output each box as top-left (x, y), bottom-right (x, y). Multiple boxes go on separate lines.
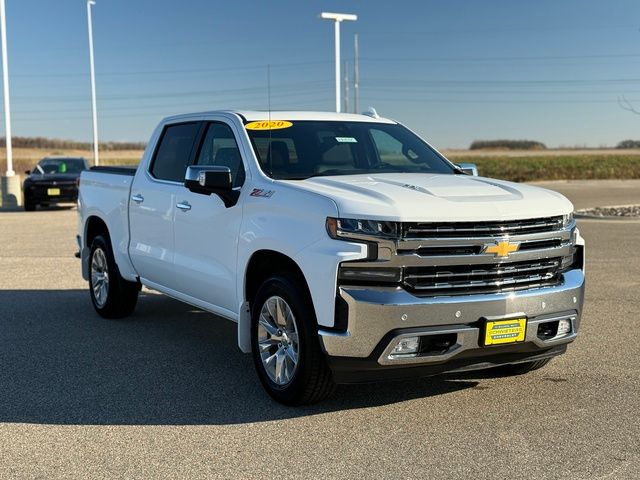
top-left (89, 234), bottom-right (140, 319)
top-left (499, 358), bottom-right (552, 375)
top-left (23, 196), bottom-right (36, 211)
top-left (251, 272), bottom-right (336, 405)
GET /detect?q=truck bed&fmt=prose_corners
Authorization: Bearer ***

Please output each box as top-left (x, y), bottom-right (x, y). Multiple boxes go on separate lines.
top-left (78, 168), bottom-right (138, 282)
top-left (90, 166), bottom-right (137, 175)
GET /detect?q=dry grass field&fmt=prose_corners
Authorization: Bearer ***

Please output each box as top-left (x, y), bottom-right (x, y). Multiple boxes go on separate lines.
top-left (443, 150), bottom-right (640, 182)
top-left (441, 148), bottom-right (640, 157)
top-left (3, 147), bottom-right (640, 182)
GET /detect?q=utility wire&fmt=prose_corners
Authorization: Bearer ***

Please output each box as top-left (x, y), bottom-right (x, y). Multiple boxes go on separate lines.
top-left (9, 53), bottom-right (640, 78)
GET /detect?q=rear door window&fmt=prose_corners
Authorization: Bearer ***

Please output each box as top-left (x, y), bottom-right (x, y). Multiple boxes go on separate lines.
top-left (150, 122), bottom-right (200, 182)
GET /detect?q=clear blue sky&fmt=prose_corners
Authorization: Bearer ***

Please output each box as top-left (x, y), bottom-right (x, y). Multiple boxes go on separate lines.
top-left (2, 0), bottom-right (640, 148)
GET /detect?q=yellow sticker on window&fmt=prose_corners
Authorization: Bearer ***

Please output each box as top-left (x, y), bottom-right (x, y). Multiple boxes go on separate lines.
top-left (245, 120), bottom-right (292, 131)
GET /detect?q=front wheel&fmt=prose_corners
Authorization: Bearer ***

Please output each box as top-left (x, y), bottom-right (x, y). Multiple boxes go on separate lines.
top-left (89, 234), bottom-right (139, 319)
top-left (251, 273), bottom-right (335, 405)
top-left (23, 196), bottom-right (36, 211)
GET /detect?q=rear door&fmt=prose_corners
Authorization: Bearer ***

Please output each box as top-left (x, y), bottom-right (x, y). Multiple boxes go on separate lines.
top-left (171, 120), bottom-right (246, 316)
top-left (128, 122), bottom-right (201, 285)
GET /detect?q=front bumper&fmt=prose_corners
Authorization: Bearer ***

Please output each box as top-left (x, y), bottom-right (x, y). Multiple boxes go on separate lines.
top-left (319, 269), bottom-right (585, 383)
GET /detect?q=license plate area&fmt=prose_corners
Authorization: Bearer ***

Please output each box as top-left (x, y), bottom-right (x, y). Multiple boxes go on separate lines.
top-left (482, 317), bottom-right (527, 346)
top-left (47, 188), bottom-right (61, 196)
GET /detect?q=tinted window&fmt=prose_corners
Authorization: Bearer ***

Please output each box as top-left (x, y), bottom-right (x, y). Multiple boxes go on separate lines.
top-left (196, 123), bottom-right (245, 187)
top-left (245, 121), bottom-right (454, 179)
top-left (150, 123), bottom-right (200, 182)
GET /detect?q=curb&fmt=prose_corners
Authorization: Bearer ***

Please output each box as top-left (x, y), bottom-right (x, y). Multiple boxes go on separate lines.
top-left (575, 204), bottom-right (640, 221)
top-left (575, 213), bottom-right (640, 221)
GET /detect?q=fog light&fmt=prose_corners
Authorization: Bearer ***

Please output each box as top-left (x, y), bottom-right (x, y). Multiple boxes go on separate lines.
top-left (390, 336), bottom-right (420, 356)
top-left (338, 266), bottom-right (402, 283)
top-left (557, 318), bottom-right (571, 336)
top-left (560, 253), bottom-right (576, 270)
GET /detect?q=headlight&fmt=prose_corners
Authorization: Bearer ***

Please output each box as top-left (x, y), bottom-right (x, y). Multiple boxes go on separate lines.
top-left (562, 213), bottom-right (574, 227)
top-left (326, 217), bottom-right (400, 239)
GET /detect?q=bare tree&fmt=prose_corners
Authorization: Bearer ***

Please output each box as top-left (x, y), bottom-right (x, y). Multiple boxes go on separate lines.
top-left (618, 95), bottom-right (640, 115)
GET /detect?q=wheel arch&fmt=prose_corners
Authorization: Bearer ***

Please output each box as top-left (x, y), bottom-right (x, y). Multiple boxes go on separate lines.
top-left (81, 215), bottom-right (111, 280)
top-left (85, 215), bottom-right (110, 248)
top-left (238, 249), bottom-right (313, 353)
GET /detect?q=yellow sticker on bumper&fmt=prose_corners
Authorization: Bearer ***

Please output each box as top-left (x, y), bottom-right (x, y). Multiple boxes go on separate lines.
top-left (484, 318), bottom-right (526, 346)
top-left (245, 120), bottom-right (292, 130)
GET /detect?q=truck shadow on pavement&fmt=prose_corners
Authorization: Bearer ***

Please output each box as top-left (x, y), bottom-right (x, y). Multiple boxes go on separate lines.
top-left (0, 289), bottom-right (479, 425)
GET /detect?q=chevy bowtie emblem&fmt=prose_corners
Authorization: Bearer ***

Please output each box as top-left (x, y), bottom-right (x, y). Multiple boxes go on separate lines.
top-left (483, 240), bottom-right (520, 257)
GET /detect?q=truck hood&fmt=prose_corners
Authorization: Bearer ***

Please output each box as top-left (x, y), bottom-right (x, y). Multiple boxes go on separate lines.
top-left (288, 173), bottom-right (573, 222)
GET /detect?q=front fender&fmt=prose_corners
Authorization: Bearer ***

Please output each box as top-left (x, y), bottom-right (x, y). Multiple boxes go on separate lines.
top-left (236, 181), bottom-right (366, 352)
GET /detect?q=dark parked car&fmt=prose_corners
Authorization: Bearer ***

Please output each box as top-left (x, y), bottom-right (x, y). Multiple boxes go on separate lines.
top-left (23, 157), bottom-right (89, 211)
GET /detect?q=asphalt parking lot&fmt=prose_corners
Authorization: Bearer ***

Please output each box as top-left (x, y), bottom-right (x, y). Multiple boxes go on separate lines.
top-left (0, 180), bottom-right (639, 479)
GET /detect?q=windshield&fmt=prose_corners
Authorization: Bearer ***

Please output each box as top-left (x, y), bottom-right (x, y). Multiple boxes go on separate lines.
top-left (245, 121), bottom-right (455, 180)
top-left (35, 158), bottom-right (87, 175)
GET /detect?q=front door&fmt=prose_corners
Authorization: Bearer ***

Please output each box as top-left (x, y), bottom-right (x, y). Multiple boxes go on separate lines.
top-left (171, 121), bottom-right (246, 316)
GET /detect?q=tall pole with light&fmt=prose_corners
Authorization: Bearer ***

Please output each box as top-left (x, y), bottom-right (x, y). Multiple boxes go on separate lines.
top-left (87, 0), bottom-right (99, 166)
top-left (353, 33), bottom-right (359, 114)
top-left (0, 0), bottom-right (20, 208)
top-left (319, 12), bottom-right (357, 113)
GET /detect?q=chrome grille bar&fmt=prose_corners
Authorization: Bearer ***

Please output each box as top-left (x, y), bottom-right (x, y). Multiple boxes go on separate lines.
top-left (406, 273), bottom-right (557, 292)
top-left (404, 259), bottom-right (560, 281)
top-left (404, 259), bottom-right (562, 294)
top-left (403, 216), bottom-right (564, 238)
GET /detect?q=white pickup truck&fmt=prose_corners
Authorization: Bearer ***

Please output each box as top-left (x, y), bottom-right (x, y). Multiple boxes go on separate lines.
top-left (78, 110), bottom-right (585, 405)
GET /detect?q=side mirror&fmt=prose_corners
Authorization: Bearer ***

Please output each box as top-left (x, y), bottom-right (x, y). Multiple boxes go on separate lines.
top-left (457, 163), bottom-right (478, 176)
top-left (184, 165), bottom-right (239, 207)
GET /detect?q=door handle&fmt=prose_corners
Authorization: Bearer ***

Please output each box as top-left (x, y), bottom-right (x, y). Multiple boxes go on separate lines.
top-left (131, 194), bottom-right (144, 204)
top-left (176, 201), bottom-right (191, 211)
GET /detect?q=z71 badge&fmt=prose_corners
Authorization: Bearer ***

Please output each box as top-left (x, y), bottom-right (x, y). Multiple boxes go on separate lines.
top-left (250, 188), bottom-right (275, 198)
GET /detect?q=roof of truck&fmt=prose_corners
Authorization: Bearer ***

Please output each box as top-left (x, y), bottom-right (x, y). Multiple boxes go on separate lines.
top-left (236, 110), bottom-right (396, 124)
top-left (163, 110), bottom-right (397, 124)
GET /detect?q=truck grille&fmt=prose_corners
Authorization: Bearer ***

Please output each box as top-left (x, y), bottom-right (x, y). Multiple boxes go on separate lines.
top-left (403, 216), bottom-right (564, 238)
top-left (337, 215), bottom-right (576, 297)
top-left (403, 258), bottom-right (562, 296)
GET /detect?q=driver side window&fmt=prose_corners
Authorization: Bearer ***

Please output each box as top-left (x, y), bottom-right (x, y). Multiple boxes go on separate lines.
top-left (196, 123), bottom-right (245, 188)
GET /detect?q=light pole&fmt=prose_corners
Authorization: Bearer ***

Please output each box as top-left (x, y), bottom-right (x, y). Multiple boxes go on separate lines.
top-left (1, 0), bottom-right (13, 177)
top-left (353, 33), bottom-right (359, 114)
top-left (0, 0), bottom-right (20, 208)
top-left (87, 0), bottom-right (99, 166)
top-left (319, 12), bottom-right (357, 113)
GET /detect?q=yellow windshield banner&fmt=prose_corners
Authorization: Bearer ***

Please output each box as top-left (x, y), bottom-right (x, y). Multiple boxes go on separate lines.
top-left (245, 120), bottom-right (293, 131)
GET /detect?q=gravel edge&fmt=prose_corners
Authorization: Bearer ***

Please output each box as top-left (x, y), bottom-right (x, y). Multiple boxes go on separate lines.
top-left (575, 204), bottom-right (640, 220)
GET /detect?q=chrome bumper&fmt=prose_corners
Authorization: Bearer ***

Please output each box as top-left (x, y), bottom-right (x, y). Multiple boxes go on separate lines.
top-left (319, 269), bottom-right (585, 365)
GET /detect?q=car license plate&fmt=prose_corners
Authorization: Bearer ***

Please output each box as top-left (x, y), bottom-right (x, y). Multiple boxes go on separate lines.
top-left (47, 188), bottom-right (61, 196)
top-left (484, 318), bottom-right (527, 346)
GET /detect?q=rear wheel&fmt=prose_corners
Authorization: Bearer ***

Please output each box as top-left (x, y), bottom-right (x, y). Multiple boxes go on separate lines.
top-left (89, 235), bottom-right (139, 319)
top-left (251, 272), bottom-right (335, 405)
top-left (499, 358), bottom-right (552, 375)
